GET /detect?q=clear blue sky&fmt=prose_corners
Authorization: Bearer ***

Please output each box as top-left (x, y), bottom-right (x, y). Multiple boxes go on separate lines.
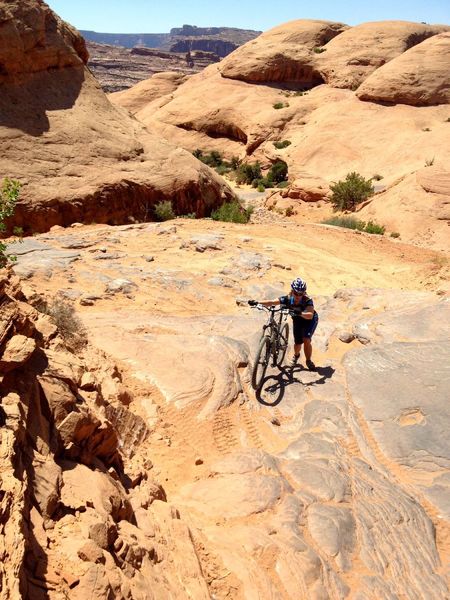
top-left (46, 0), bottom-right (449, 33)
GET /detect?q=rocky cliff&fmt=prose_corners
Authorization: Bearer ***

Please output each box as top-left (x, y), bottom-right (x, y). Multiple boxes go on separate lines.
top-left (0, 0), bottom-right (234, 234)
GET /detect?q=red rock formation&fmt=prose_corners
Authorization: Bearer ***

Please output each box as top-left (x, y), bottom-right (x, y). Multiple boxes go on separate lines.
top-left (0, 0), bottom-right (234, 234)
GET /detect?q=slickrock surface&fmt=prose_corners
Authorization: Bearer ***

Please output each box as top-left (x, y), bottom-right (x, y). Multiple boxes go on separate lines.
top-left (3, 213), bottom-right (449, 598)
top-left (357, 32), bottom-right (450, 105)
top-left (0, 0), bottom-right (233, 234)
top-left (116, 19), bottom-right (450, 250)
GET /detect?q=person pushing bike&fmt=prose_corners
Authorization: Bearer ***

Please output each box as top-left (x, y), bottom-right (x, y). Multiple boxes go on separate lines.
top-left (248, 277), bottom-right (318, 370)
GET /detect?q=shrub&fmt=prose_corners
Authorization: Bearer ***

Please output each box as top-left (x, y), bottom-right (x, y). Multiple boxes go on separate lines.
top-left (273, 140), bottom-right (291, 149)
top-left (154, 200), bottom-right (175, 221)
top-left (230, 156), bottom-right (241, 170)
top-left (42, 296), bottom-right (87, 352)
top-left (215, 164), bottom-right (231, 176)
top-left (364, 220), bottom-right (385, 235)
top-left (0, 178), bottom-right (21, 268)
top-left (211, 200), bottom-right (253, 224)
top-left (257, 183), bottom-right (265, 193)
top-left (422, 127), bottom-right (431, 132)
top-left (236, 162), bottom-right (261, 185)
top-left (273, 102), bottom-right (285, 109)
top-left (285, 206), bottom-right (295, 216)
top-left (390, 232), bottom-right (400, 238)
top-left (192, 149), bottom-right (203, 159)
top-left (277, 180), bottom-right (290, 189)
top-left (322, 216), bottom-right (385, 234)
top-left (268, 161), bottom-right (288, 184)
top-left (425, 157), bottom-right (435, 167)
top-left (371, 174), bottom-right (383, 181)
top-left (330, 172), bottom-right (374, 211)
top-left (313, 47), bottom-right (326, 53)
top-left (181, 212), bottom-right (196, 219)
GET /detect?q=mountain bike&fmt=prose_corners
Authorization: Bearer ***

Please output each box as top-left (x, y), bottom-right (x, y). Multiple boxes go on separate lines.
top-left (249, 305), bottom-right (290, 390)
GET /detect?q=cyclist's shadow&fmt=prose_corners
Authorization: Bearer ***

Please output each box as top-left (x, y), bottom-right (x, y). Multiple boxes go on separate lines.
top-left (255, 364), bottom-right (335, 406)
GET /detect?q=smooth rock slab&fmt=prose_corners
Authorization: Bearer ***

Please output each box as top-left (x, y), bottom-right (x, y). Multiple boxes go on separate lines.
top-left (345, 341), bottom-right (450, 517)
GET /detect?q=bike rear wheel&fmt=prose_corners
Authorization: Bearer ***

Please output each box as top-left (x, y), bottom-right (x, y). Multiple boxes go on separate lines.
top-left (276, 322), bottom-right (289, 366)
top-left (251, 336), bottom-right (271, 390)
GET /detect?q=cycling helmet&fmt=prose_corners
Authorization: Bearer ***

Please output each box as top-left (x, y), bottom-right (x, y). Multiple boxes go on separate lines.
top-left (291, 278), bottom-right (307, 293)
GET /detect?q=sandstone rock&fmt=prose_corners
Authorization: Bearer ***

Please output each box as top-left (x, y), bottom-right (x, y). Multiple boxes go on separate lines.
top-left (317, 21), bottom-right (449, 89)
top-left (0, 334), bottom-right (36, 373)
top-left (219, 20), bottom-right (348, 84)
top-left (109, 71), bottom-right (189, 114)
top-left (279, 173), bottom-right (330, 202)
top-left (357, 32), bottom-right (450, 105)
top-left (88, 520), bottom-right (118, 550)
top-left (72, 565), bottom-right (112, 600)
top-left (77, 540), bottom-right (105, 564)
top-left (0, 0), bottom-right (234, 234)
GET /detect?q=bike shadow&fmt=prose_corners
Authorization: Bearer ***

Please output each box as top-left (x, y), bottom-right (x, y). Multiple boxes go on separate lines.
top-left (256, 364), bottom-right (335, 407)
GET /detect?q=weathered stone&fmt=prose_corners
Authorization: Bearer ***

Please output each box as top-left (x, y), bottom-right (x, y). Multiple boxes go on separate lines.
top-left (0, 334), bottom-right (36, 373)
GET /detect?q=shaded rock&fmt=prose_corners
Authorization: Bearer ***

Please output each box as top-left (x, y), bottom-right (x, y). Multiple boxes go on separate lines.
top-left (77, 541), bottom-right (105, 564)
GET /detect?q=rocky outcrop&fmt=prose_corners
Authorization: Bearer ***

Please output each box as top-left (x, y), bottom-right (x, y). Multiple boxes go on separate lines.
top-left (0, 269), bottom-right (212, 598)
top-left (0, 0), bottom-right (234, 234)
top-left (316, 21), bottom-right (449, 90)
top-left (356, 32), bottom-right (450, 105)
top-left (219, 19), bottom-right (348, 84)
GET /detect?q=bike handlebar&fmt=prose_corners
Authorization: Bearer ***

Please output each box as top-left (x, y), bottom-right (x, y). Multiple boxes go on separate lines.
top-left (250, 304), bottom-right (294, 316)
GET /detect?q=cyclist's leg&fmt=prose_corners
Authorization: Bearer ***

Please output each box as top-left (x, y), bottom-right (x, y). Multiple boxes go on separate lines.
top-left (303, 314), bottom-right (318, 367)
top-left (292, 319), bottom-right (303, 361)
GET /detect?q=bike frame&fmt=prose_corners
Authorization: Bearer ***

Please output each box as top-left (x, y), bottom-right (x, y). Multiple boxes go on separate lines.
top-left (258, 305), bottom-right (290, 366)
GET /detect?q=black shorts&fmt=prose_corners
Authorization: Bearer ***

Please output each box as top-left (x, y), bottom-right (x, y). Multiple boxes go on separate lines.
top-left (293, 313), bottom-right (318, 344)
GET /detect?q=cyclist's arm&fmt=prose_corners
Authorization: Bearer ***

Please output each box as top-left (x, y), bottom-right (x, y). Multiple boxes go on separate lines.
top-left (259, 299), bottom-right (281, 307)
top-left (298, 305), bottom-right (314, 320)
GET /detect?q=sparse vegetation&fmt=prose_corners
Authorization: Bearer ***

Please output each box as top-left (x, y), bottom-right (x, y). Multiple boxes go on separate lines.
top-left (322, 216), bottom-right (385, 235)
top-left (390, 232), bottom-right (400, 238)
top-left (211, 199), bottom-right (253, 224)
top-left (422, 127), bottom-right (431, 132)
top-left (0, 178), bottom-right (21, 268)
top-left (313, 47), bottom-right (326, 53)
top-left (425, 157), bottom-right (435, 167)
top-left (277, 180), bottom-right (290, 189)
top-left (236, 162), bottom-right (262, 185)
top-left (371, 174), bottom-right (383, 181)
top-left (273, 140), bottom-right (292, 149)
top-left (154, 200), bottom-right (175, 221)
top-left (285, 206), bottom-right (295, 217)
top-left (330, 172), bottom-right (374, 212)
top-left (273, 101), bottom-right (290, 109)
top-left (268, 161), bottom-right (288, 184)
top-left (41, 296), bottom-right (87, 352)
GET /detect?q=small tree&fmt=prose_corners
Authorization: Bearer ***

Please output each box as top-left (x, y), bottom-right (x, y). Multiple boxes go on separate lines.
top-left (0, 178), bottom-right (21, 268)
top-left (268, 161), bottom-right (288, 184)
top-left (330, 172), bottom-right (374, 212)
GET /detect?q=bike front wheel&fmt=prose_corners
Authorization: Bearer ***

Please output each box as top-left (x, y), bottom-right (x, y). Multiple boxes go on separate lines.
top-left (276, 322), bottom-right (289, 366)
top-left (251, 336), bottom-right (271, 390)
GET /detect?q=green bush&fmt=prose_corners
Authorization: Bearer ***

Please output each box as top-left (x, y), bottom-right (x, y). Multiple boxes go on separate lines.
top-left (277, 180), bottom-right (290, 189)
top-left (268, 161), bottom-right (288, 184)
top-left (193, 149), bottom-right (223, 167)
top-left (322, 216), bottom-right (385, 235)
top-left (257, 183), bottom-right (265, 193)
top-left (330, 172), bottom-right (374, 211)
top-left (313, 47), bottom-right (326, 53)
top-left (273, 140), bottom-right (291, 149)
top-left (236, 162), bottom-right (261, 185)
top-left (154, 200), bottom-right (175, 221)
top-left (211, 200), bottom-right (253, 224)
top-left (0, 178), bottom-right (21, 268)
top-left (273, 102), bottom-right (285, 109)
top-left (364, 220), bottom-right (385, 235)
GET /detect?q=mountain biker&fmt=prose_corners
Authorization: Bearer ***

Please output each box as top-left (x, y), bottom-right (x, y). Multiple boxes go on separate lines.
top-left (248, 277), bottom-right (318, 369)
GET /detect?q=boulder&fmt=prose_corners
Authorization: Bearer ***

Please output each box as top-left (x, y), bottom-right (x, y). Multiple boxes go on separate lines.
top-left (357, 32), bottom-right (450, 105)
top-left (0, 334), bottom-right (36, 373)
